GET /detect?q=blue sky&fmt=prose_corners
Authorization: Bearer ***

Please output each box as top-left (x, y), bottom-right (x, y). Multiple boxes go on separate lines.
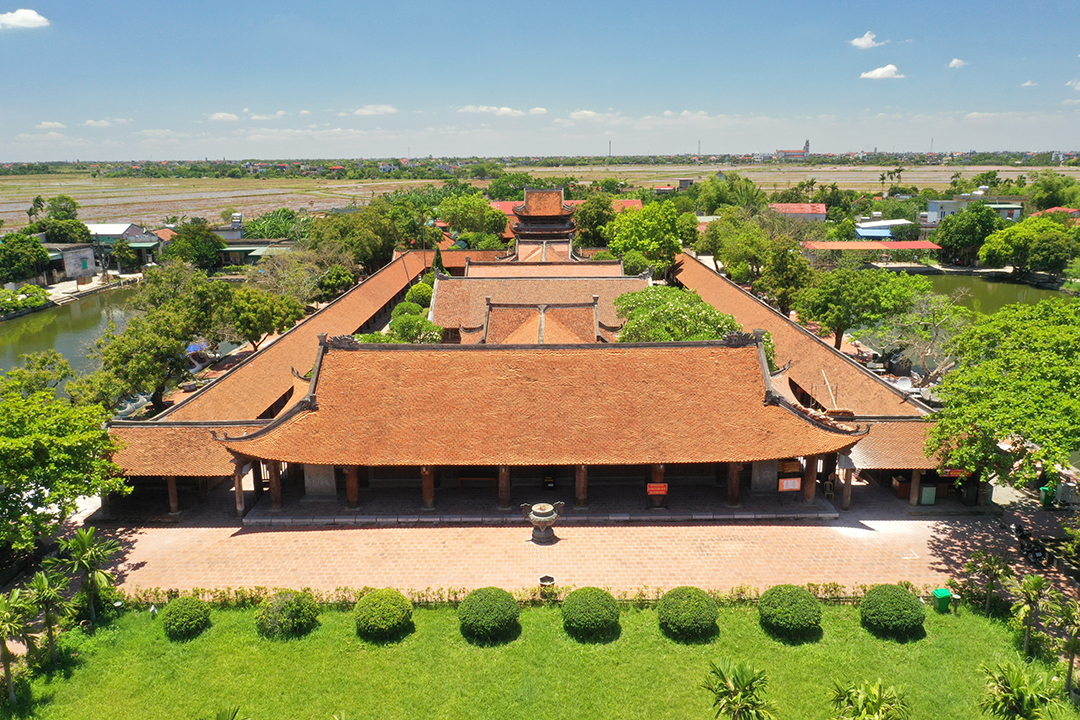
top-left (1, 0), bottom-right (1078, 161)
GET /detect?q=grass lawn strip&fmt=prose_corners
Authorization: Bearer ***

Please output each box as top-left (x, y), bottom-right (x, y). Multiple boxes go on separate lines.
top-left (13, 604), bottom-right (1078, 720)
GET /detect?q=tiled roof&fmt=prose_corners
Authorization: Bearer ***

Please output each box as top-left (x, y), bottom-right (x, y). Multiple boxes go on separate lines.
top-left (848, 421), bottom-right (938, 470)
top-left (768, 203), bottom-right (827, 215)
top-left (152, 228), bottom-right (177, 241)
top-left (440, 249), bottom-right (508, 272)
top-left (515, 188), bottom-right (572, 216)
top-left (674, 254), bottom-right (927, 418)
top-left (429, 274), bottom-right (647, 330)
top-left (221, 342), bottom-right (864, 466)
top-left (111, 421), bottom-right (266, 476)
top-left (475, 305), bottom-right (600, 344)
top-left (517, 241), bottom-right (571, 262)
top-left (163, 252), bottom-right (428, 422)
top-left (465, 261), bottom-right (623, 278)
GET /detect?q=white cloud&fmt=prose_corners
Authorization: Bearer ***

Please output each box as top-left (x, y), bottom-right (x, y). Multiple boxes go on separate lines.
top-left (948, 58), bottom-right (967, 68)
top-left (0, 8), bottom-right (49, 29)
top-left (1068, 80), bottom-right (1080, 91)
top-left (849, 31), bottom-right (886, 50)
top-left (137, 129), bottom-right (191, 139)
top-left (14, 131), bottom-right (68, 143)
top-left (1022, 81), bottom-right (1038, 87)
top-left (569, 110), bottom-right (598, 120)
top-left (458, 105), bottom-right (529, 117)
top-left (1063, 99), bottom-right (1080, 105)
top-left (84, 119), bottom-right (112, 127)
top-left (353, 104), bottom-right (398, 116)
top-left (529, 107), bottom-right (547, 115)
top-left (299, 110), bottom-right (311, 115)
top-left (250, 110), bottom-right (286, 120)
top-left (209, 112), bottom-right (239, 121)
top-left (35, 121), bottom-right (64, 129)
top-left (860, 64), bottom-right (905, 79)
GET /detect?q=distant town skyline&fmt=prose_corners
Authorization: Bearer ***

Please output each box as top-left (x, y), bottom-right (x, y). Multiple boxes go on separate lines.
top-left (2, 0), bottom-right (1078, 161)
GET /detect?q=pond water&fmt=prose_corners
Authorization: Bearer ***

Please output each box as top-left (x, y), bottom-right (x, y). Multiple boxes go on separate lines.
top-left (0, 287), bottom-right (140, 376)
top-left (927, 274), bottom-right (1068, 315)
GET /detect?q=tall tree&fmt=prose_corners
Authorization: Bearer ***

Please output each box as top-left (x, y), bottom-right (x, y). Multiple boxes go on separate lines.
top-left (608, 203), bottom-right (685, 277)
top-left (615, 286), bottom-right (742, 343)
top-left (96, 308), bottom-right (192, 410)
top-left (701, 658), bottom-right (777, 720)
top-left (110, 238), bottom-right (138, 272)
top-left (44, 194), bottom-right (79, 221)
top-left (932, 203), bottom-right (1006, 265)
top-left (0, 233), bottom-right (48, 284)
top-left (755, 237), bottom-right (813, 317)
top-left (26, 195), bottom-right (45, 222)
top-left (573, 193), bottom-right (617, 246)
top-left (1010, 574), bottom-right (1053, 657)
top-left (0, 590), bottom-right (29, 704)
top-left (437, 194), bottom-right (507, 235)
top-left (928, 299), bottom-right (1080, 487)
top-left (227, 288), bottom-right (304, 351)
top-left (979, 217), bottom-right (1078, 276)
top-left (794, 269), bottom-right (930, 349)
top-left (27, 570), bottom-right (69, 664)
top-left (1050, 595), bottom-right (1080, 697)
top-left (46, 527), bottom-right (120, 628)
top-left (161, 224), bottom-right (226, 270)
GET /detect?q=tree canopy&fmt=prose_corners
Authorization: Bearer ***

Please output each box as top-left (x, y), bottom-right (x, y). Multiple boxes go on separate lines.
top-left (227, 287), bottom-right (304, 351)
top-left (932, 203), bottom-right (1006, 264)
top-left (608, 203), bottom-right (684, 276)
top-left (928, 298), bottom-right (1080, 487)
top-left (161, 224), bottom-right (226, 269)
top-left (614, 286), bottom-right (743, 342)
top-left (0, 233), bottom-right (48, 284)
top-left (979, 216), bottom-right (1078, 275)
top-left (437, 193), bottom-right (507, 235)
top-left (573, 193), bottom-right (616, 247)
top-left (45, 195), bottom-right (79, 221)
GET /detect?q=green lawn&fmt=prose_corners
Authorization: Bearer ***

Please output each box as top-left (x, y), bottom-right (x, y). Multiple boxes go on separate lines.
top-left (10, 604), bottom-right (1077, 720)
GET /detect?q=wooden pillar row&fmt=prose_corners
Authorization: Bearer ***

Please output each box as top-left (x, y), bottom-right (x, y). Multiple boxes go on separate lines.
top-left (802, 455), bottom-right (819, 504)
top-left (727, 462), bottom-right (741, 507)
top-left (252, 461), bottom-right (264, 500)
top-left (421, 466), bottom-right (435, 510)
top-left (166, 475), bottom-right (179, 515)
top-left (842, 468), bottom-right (854, 511)
top-left (909, 468), bottom-right (923, 507)
top-left (498, 466), bottom-right (511, 509)
top-left (233, 460), bottom-right (247, 518)
top-left (575, 465), bottom-right (588, 508)
top-left (346, 466), bottom-right (360, 509)
top-left (268, 460), bottom-right (282, 511)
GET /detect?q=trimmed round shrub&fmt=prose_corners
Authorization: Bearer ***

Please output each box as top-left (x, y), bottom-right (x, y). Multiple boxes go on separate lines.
top-left (391, 301), bottom-right (424, 319)
top-left (458, 587), bottom-right (520, 642)
top-left (254, 590), bottom-right (320, 639)
top-left (621, 250), bottom-right (650, 276)
top-left (590, 250), bottom-right (617, 262)
top-left (657, 586), bottom-right (718, 641)
top-left (405, 282), bottom-right (432, 308)
top-left (758, 584), bottom-right (821, 639)
top-left (160, 596), bottom-right (211, 641)
top-left (860, 584), bottom-right (926, 637)
top-left (354, 588), bottom-right (413, 641)
top-left (562, 587), bottom-right (620, 640)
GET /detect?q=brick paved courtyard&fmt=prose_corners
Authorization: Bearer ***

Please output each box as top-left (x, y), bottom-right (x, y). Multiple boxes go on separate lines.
top-left (92, 477), bottom-right (1077, 596)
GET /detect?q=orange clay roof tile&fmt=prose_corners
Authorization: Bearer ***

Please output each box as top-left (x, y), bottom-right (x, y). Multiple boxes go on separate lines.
top-left (110, 421), bottom-right (265, 476)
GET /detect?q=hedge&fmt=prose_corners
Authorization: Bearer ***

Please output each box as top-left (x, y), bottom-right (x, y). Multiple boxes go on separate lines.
top-left (758, 584), bottom-right (822, 640)
top-left (458, 587), bottom-right (520, 642)
top-left (160, 596), bottom-right (212, 641)
top-left (354, 589), bottom-right (413, 641)
top-left (860, 584), bottom-right (925, 638)
top-left (657, 586), bottom-right (718, 641)
top-left (562, 587), bottom-right (620, 641)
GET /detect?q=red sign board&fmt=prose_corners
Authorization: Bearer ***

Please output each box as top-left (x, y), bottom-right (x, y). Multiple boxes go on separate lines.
top-left (778, 460), bottom-right (802, 475)
top-left (941, 469), bottom-right (971, 478)
top-left (647, 483), bottom-right (668, 496)
top-left (778, 477), bottom-right (802, 492)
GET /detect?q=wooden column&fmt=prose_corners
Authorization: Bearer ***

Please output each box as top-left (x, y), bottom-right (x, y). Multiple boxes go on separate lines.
top-left (99, 492), bottom-right (113, 519)
top-left (268, 461), bottom-right (282, 511)
top-left (252, 461), bottom-right (264, 500)
top-left (346, 466), bottom-right (360, 509)
top-left (727, 463), bottom-right (741, 507)
top-left (166, 475), bottom-right (179, 515)
top-left (802, 455), bottom-right (819, 503)
top-left (575, 465), bottom-right (588, 508)
top-left (498, 466), bottom-right (511, 509)
top-left (421, 466), bottom-right (435, 510)
top-left (842, 468), bottom-right (854, 511)
top-left (909, 468), bottom-right (922, 507)
top-left (821, 453), bottom-right (838, 481)
top-left (649, 463), bottom-right (666, 508)
top-left (232, 460), bottom-right (247, 518)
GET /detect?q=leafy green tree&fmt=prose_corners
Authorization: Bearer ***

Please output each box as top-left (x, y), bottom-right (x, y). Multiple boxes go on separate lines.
top-left (386, 314), bottom-right (443, 343)
top-left (161, 224), bottom-right (226, 270)
top-left (227, 287), bottom-right (304, 351)
top-left (854, 289), bottom-right (977, 387)
top-left (1049, 595), bottom-right (1080, 696)
top-left (26, 195), bottom-right (45, 222)
top-left (695, 207), bottom-right (772, 278)
top-left (0, 233), bottom-right (48, 284)
top-left (26, 217), bottom-right (91, 244)
top-left (621, 250), bottom-right (650, 276)
top-left (46, 527), bottom-right (120, 628)
top-left (830, 679), bottom-right (910, 720)
top-left (315, 264), bottom-right (356, 302)
top-left (615, 286), bottom-right (743, 343)
top-left (755, 238), bottom-right (812, 317)
top-left (307, 199), bottom-right (409, 274)
top-left (0, 589), bottom-right (29, 704)
top-left (459, 231), bottom-right (506, 250)
top-left (27, 570), bottom-right (69, 664)
top-left (1027, 169), bottom-right (1080, 211)
top-left (890, 223), bottom-right (922, 243)
top-left (110, 238), bottom-right (138, 272)
top-left (928, 300), bottom-right (1080, 487)
top-left (608, 203), bottom-right (683, 276)
top-left (0, 350), bottom-right (72, 397)
top-left (1010, 574), bottom-right (1053, 657)
top-left (573, 193), bottom-right (616, 246)
top-left (0, 382), bottom-right (124, 549)
top-left (244, 208), bottom-right (311, 241)
top-left (964, 551), bottom-right (1014, 617)
top-left (701, 658), bottom-right (776, 720)
top-left (932, 203), bottom-right (1006, 264)
top-left (794, 269), bottom-right (930, 350)
top-left (96, 308), bottom-right (192, 410)
top-left (135, 262), bottom-right (234, 348)
top-left (485, 172), bottom-right (547, 201)
top-left (45, 194), bottom-right (79, 221)
top-left (978, 660), bottom-right (1058, 719)
top-left (437, 194), bottom-right (507, 235)
top-left (980, 217), bottom-right (1077, 276)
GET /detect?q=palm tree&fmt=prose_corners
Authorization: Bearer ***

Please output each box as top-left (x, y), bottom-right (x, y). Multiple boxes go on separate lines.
top-left (979, 660), bottom-right (1058, 719)
top-left (830, 679), bottom-right (910, 719)
top-left (0, 590), bottom-right (30, 705)
top-left (1049, 594), bottom-right (1080, 696)
top-left (1009, 574), bottom-right (1052, 657)
top-left (27, 570), bottom-right (69, 665)
top-left (702, 658), bottom-right (777, 720)
top-left (894, 166), bottom-right (905, 185)
top-left (46, 527), bottom-right (120, 628)
top-left (965, 551), bottom-right (1014, 615)
top-left (879, 173), bottom-right (887, 193)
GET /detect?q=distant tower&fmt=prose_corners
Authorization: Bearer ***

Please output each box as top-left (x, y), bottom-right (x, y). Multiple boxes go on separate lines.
top-left (803, 139), bottom-right (810, 157)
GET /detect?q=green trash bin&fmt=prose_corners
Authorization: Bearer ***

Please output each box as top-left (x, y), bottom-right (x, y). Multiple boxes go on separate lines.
top-left (1040, 486), bottom-right (1054, 508)
top-left (932, 588), bottom-right (952, 613)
